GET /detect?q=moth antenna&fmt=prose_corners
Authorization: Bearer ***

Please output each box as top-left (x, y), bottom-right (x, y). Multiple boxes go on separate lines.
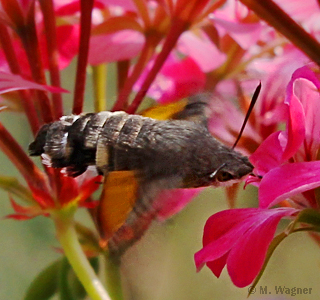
top-left (232, 82), bottom-right (261, 149)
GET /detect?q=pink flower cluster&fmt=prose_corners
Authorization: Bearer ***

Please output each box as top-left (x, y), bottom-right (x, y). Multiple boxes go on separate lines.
top-left (195, 64), bottom-right (320, 287)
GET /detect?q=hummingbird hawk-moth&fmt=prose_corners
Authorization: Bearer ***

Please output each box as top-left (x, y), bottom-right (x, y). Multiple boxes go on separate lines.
top-left (29, 99), bottom-right (253, 255)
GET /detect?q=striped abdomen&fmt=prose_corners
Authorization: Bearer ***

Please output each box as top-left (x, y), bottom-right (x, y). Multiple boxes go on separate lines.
top-left (29, 111), bottom-right (159, 177)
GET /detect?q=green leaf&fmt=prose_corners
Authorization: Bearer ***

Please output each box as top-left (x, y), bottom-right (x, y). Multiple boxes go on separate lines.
top-left (75, 222), bottom-right (100, 252)
top-left (58, 257), bottom-right (76, 300)
top-left (248, 232), bottom-right (288, 297)
top-left (295, 208), bottom-right (320, 229)
top-left (105, 252), bottom-right (124, 300)
top-left (59, 256), bottom-right (100, 300)
top-left (0, 175), bottom-right (34, 204)
top-left (24, 259), bottom-right (60, 300)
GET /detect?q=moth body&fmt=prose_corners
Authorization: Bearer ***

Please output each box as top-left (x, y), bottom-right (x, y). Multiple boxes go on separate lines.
top-left (29, 111), bottom-right (253, 187)
top-left (29, 104), bottom-right (253, 255)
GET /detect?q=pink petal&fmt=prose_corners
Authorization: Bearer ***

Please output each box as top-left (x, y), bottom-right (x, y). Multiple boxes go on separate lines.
top-left (208, 84), bottom-right (261, 148)
top-left (206, 253), bottom-right (228, 278)
top-left (154, 188), bottom-right (202, 221)
top-left (227, 208), bottom-right (297, 287)
top-left (274, 0), bottom-right (320, 22)
top-left (138, 55), bottom-right (206, 103)
top-left (155, 57), bottom-right (206, 104)
top-left (55, 0), bottom-right (105, 15)
top-left (55, 24), bottom-right (80, 69)
top-left (96, 0), bottom-right (137, 11)
top-left (288, 66), bottom-right (320, 160)
top-left (289, 65), bottom-right (320, 88)
top-left (202, 209), bottom-right (258, 244)
top-left (259, 161), bottom-right (320, 208)
top-left (282, 93), bottom-right (305, 161)
top-left (0, 72), bottom-right (68, 94)
top-left (177, 31), bottom-right (226, 72)
top-left (195, 209), bottom-right (261, 270)
top-left (293, 78), bottom-right (320, 160)
top-left (282, 65), bottom-right (320, 160)
top-left (212, 17), bottom-right (262, 49)
top-left (55, 0), bottom-right (81, 15)
top-left (249, 131), bottom-right (287, 175)
top-left (0, 39), bottom-right (30, 74)
top-left (195, 207), bottom-right (298, 286)
top-left (88, 30), bottom-right (144, 65)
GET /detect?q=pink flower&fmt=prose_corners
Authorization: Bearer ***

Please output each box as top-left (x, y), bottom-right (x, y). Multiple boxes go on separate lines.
top-left (176, 31), bottom-right (226, 73)
top-left (196, 64), bottom-right (320, 288)
top-left (112, 0), bottom-right (223, 112)
top-left (208, 47), bottom-right (309, 155)
top-left (154, 188), bottom-right (203, 221)
top-left (88, 30), bottom-right (144, 65)
top-left (251, 64), bottom-right (320, 209)
top-left (135, 54), bottom-right (206, 104)
top-left (194, 207), bottom-right (298, 287)
top-left (212, 0), bottom-right (264, 50)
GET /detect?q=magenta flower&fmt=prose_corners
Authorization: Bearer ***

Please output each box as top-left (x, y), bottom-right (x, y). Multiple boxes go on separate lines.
top-left (195, 64), bottom-right (320, 288)
top-left (154, 188), bottom-right (203, 221)
top-left (134, 54), bottom-right (206, 104)
top-left (251, 64), bottom-right (320, 208)
top-left (194, 207), bottom-right (298, 287)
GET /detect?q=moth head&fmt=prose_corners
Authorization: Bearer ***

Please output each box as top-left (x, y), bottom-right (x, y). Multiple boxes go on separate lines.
top-left (207, 154), bottom-right (253, 187)
top-left (28, 123), bottom-right (51, 156)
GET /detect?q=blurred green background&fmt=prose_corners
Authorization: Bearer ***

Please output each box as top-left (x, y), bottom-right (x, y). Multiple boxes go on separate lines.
top-left (0, 63), bottom-right (319, 300)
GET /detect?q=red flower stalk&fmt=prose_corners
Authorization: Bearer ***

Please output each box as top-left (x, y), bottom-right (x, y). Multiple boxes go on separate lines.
top-left (112, 0), bottom-right (226, 112)
top-left (39, 0), bottom-right (63, 119)
top-left (72, 0), bottom-right (94, 115)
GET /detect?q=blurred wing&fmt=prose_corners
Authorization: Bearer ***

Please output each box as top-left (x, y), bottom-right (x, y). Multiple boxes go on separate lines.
top-left (141, 95), bottom-right (210, 125)
top-left (141, 98), bottom-right (188, 120)
top-left (103, 174), bottom-right (183, 256)
top-left (97, 171), bottom-right (139, 244)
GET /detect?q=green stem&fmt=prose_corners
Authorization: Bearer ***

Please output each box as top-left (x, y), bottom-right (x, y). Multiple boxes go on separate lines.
top-left (53, 211), bottom-right (111, 300)
top-left (92, 64), bottom-right (107, 112)
top-left (104, 253), bottom-right (124, 300)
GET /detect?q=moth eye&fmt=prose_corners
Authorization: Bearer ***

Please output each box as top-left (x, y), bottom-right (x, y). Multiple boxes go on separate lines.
top-left (216, 170), bottom-right (234, 182)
